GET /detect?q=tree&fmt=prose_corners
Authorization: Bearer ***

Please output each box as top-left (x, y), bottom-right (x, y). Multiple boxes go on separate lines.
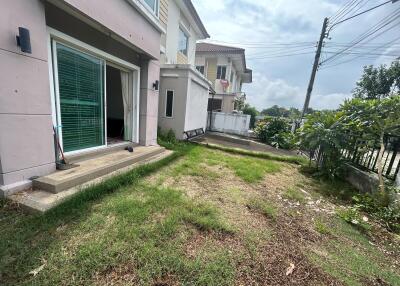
top-left (241, 103), bottom-right (259, 129)
top-left (260, 105), bottom-right (302, 118)
top-left (288, 107), bottom-right (302, 120)
top-left (340, 96), bottom-right (400, 193)
top-left (353, 60), bottom-right (400, 99)
top-left (234, 97), bottom-right (246, 111)
top-left (297, 110), bottom-right (344, 178)
top-left (255, 117), bottom-right (294, 149)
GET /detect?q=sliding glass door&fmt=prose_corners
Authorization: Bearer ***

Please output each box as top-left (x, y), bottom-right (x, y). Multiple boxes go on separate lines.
top-left (55, 43), bottom-right (105, 153)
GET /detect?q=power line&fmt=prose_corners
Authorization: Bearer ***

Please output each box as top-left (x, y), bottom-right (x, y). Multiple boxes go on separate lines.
top-left (328, 0), bottom-right (396, 33)
top-left (322, 17), bottom-right (400, 65)
top-left (330, 0), bottom-right (367, 26)
top-left (320, 8), bottom-right (400, 65)
top-left (330, 0), bottom-right (360, 24)
top-left (319, 36), bottom-right (400, 69)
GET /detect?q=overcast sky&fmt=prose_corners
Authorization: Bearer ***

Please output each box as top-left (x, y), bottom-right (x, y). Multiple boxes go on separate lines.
top-left (192, 0), bottom-right (400, 111)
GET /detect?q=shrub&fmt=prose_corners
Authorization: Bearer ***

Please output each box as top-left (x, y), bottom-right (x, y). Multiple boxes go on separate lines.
top-left (296, 111), bottom-right (345, 179)
top-left (254, 117), bottom-right (294, 149)
top-left (158, 127), bottom-right (177, 144)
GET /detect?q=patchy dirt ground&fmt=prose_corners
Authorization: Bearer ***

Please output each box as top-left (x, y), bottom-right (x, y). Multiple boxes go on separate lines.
top-left (1, 145), bottom-right (399, 286)
top-left (145, 149), bottom-right (400, 286)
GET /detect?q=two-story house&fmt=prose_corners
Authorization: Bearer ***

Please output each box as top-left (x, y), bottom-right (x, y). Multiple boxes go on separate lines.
top-left (0, 0), bottom-right (165, 197)
top-left (195, 43), bottom-right (252, 113)
top-left (157, 0), bottom-right (212, 139)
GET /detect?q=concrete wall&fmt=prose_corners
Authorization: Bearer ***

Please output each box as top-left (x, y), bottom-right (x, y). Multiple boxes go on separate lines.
top-left (184, 78), bottom-right (209, 132)
top-left (208, 112), bottom-right (251, 136)
top-left (344, 164), bottom-right (379, 193)
top-left (158, 69), bottom-right (189, 139)
top-left (58, 0), bottom-right (161, 58)
top-left (0, 0), bottom-right (55, 189)
top-left (0, 0), bottom-right (161, 193)
top-left (159, 65), bottom-right (210, 139)
top-left (139, 59), bottom-right (160, 146)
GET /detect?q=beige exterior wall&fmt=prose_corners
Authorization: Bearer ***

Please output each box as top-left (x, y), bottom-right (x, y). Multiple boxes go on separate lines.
top-left (160, 0), bottom-right (169, 27)
top-left (197, 53), bottom-right (243, 95)
top-left (177, 51), bottom-right (188, 64)
top-left (162, 0), bottom-right (204, 66)
top-left (222, 95), bottom-right (236, 113)
top-left (0, 0), bottom-right (162, 194)
top-left (206, 58), bottom-right (217, 85)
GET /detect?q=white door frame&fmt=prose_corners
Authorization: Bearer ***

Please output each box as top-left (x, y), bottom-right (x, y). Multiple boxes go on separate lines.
top-left (47, 28), bottom-right (141, 155)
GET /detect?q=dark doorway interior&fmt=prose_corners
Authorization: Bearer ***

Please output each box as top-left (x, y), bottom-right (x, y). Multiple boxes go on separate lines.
top-left (106, 65), bottom-right (125, 144)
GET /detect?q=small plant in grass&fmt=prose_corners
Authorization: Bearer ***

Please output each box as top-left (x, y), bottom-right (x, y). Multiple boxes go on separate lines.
top-left (247, 199), bottom-right (278, 219)
top-left (314, 218), bottom-right (330, 235)
top-left (352, 192), bottom-right (400, 233)
top-left (283, 188), bottom-right (306, 203)
top-left (337, 207), bottom-right (371, 231)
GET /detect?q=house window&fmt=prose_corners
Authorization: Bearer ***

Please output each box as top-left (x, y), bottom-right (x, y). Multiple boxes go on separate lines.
top-left (217, 66), bottom-right (227, 80)
top-left (165, 90), bottom-right (174, 117)
top-left (178, 28), bottom-right (189, 56)
top-left (196, 65), bottom-right (205, 75)
top-left (143, 0), bottom-right (159, 14)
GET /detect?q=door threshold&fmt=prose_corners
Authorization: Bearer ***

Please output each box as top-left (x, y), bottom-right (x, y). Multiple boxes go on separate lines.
top-left (65, 142), bottom-right (137, 164)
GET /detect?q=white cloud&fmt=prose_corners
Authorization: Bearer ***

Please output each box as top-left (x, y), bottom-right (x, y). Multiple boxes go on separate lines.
top-left (192, 0), bottom-right (398, 110)
top-left (244, 73), bottom-right (350, 111)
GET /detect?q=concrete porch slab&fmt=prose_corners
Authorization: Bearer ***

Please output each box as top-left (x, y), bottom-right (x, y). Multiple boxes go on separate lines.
top-left (9, 149), bottom-right (173, 213)
top-left (193, 132), bottom-right (298, 157)
top-left (33, 145), bottom-right (166, 193)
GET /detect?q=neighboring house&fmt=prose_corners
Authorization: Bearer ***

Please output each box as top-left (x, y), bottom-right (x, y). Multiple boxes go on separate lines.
top-left (157, 0), bottom-right (212, 139)
top-left (0, 0), bottom-right (164, 195)
top-left (195, 43), bottom-right (252, 113)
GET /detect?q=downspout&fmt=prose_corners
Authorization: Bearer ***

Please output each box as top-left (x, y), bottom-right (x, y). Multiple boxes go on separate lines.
top-left (208, 92), bottom-right (214, 131)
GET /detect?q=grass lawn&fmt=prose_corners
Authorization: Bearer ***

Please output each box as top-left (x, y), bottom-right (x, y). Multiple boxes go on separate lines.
top-left (1, 143), bottom-right (399, 285)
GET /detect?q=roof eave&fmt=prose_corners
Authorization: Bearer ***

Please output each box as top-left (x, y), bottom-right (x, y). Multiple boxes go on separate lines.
top-left (183, 0), bottom-right (210, 39)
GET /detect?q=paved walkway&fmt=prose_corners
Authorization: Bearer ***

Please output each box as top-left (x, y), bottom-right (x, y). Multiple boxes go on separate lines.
top-left (193, 132), bottom-right (299, 157)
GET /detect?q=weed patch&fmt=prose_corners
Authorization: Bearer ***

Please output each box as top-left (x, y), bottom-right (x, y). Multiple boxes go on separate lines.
top-left (314, 218), bottom-right (331, 235)
top-left (247, 199), bottom-right (278, 220)
top-left (283, 188), bottom-right (306, 203)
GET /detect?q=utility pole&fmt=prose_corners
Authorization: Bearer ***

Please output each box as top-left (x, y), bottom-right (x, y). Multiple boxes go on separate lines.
top-left (301, 17), bottom-right (328, 119)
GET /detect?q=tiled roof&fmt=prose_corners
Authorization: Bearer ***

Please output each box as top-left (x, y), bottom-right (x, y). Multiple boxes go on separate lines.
top-left (196, 43), bottom-right (245, 53)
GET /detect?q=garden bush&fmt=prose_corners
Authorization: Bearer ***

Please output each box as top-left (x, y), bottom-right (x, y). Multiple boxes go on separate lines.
top-left (254, 117), bottom-right (294, 149)
top-left (296, 110), bottom-right (347, 179)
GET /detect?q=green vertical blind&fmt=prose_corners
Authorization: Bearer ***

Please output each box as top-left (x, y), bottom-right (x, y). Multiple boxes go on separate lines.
top-left (56, 43), bottom-right (105, 152)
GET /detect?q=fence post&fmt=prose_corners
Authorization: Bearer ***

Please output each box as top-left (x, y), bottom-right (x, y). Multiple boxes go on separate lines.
top-left (396, 173), bottom-right (400, 188)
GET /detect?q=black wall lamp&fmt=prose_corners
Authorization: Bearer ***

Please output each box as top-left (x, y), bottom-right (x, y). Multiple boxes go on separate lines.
top-left (16, 27), bottom-right (32, 54)
top-left (152, 80), bottom-right (159, 91)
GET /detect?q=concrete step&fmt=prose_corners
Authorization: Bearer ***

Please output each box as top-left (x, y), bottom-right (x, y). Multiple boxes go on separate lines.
top-left (33, 145), bottom-right (165, 193)
top-left (66, 142), bottom-right (136, 164)
top-left (10, 149), bottom-right (173, 213)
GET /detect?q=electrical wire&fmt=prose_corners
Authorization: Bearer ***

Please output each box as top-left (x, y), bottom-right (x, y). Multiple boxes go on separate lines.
top-left (320, 8), bottom-right (400, 65)
top-left (319, 36), bottom-right (400, 69)
top-left (330, 0), bottom-right (359, 24)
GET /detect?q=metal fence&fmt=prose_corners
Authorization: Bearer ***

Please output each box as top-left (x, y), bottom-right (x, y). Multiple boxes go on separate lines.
top-left (304, 134), bottom-right (400, 181)
top-left (341, 134), bottom-right (400, 180)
